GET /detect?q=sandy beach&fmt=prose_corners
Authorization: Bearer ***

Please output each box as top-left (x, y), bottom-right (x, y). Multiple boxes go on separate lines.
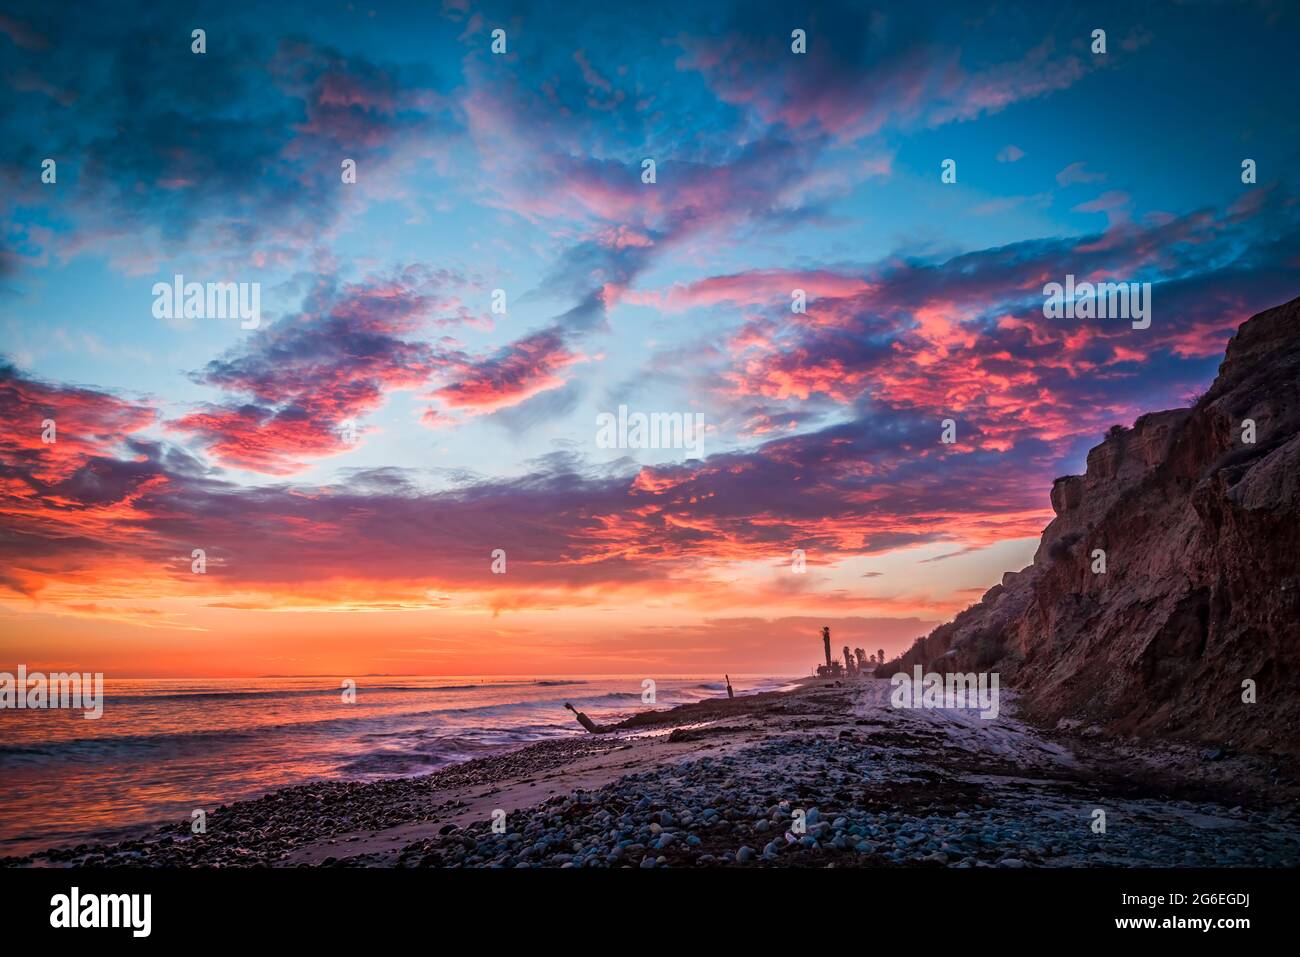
top-left (9, 679), bottom-right (1299, 869)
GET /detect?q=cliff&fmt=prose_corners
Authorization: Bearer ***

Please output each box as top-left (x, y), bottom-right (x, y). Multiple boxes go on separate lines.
top-left (883, 295), bottom-right (1300, 754)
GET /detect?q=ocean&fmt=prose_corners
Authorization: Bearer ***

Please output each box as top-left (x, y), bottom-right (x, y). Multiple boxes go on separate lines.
top-left (0, 673), bottom-right (793, 857)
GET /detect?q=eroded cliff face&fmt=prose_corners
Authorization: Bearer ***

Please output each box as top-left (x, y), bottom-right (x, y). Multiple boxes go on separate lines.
top-left (884, 296), bottom-right (1300, 754)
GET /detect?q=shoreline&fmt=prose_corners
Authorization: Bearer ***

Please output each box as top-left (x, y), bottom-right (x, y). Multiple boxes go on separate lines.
top-left (6, 679), bottom-right (1299, 868)
top-left (4, 680), bottom-right (802, 863)
top-left (0, 674), bottom-right (797, 860)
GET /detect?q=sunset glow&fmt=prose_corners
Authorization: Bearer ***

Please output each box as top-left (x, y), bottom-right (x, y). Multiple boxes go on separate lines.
top-left (2, 0), bottom-right (1298, 678)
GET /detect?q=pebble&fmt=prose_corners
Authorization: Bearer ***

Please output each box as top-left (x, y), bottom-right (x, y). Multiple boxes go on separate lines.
top-left (15, 706), bottom-right (1300, 871)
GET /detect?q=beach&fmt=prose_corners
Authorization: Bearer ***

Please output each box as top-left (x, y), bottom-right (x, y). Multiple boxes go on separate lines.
top-left (8, 678), bottom-right (1299, 869)
top-left (0, 674), bottom-right (790, 858)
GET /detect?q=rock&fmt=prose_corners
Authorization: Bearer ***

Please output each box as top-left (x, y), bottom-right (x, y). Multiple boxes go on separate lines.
top-left (882, 296), bottom-right (1300, 755)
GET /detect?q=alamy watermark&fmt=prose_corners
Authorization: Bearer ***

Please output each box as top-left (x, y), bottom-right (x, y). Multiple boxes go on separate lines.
top-left (152, 274), bottom-right (260, 329)
top-left (890, 665), bottom-right (1000, 719)
top-left (596, 405), bottom-right (705, 459)
top-left (50, 887), bottom-right (150, 937)
top-left (0, 666), bottom-right (104, 719)
top-left (1043, 275), bottom-right (1150, 330)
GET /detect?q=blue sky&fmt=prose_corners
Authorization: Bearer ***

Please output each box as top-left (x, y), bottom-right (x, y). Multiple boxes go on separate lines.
top-left (2, 0), bottom-right (1298, 674)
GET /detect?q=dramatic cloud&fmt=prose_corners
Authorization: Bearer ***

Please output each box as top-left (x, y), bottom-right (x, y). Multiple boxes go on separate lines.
top-left (1, 358), bottom-right (1052, 620)
top-left (675, 5), bottom-right (1103, 142)
top-left (680, 194), bottom-right (1300, 459)
top-left (0, 361), bottom-right (157, 483)
top-left (171, 268), bottom-right (472, 473)
top-left (0, 2), bottom-right (454, 272)
top-left (3, 0), bottom-right (1299, 675)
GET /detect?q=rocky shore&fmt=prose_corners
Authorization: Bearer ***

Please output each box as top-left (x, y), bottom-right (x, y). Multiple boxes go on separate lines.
top-left (7, 680), bottom-right (1298, 868)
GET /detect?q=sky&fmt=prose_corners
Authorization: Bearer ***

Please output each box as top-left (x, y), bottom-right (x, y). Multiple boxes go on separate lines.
top-left (1, 0), bottom-right (1298, 677)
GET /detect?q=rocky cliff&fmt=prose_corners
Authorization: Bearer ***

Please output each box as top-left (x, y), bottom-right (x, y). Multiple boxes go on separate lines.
top-left (884, 295), bottom-right (1300, 755)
